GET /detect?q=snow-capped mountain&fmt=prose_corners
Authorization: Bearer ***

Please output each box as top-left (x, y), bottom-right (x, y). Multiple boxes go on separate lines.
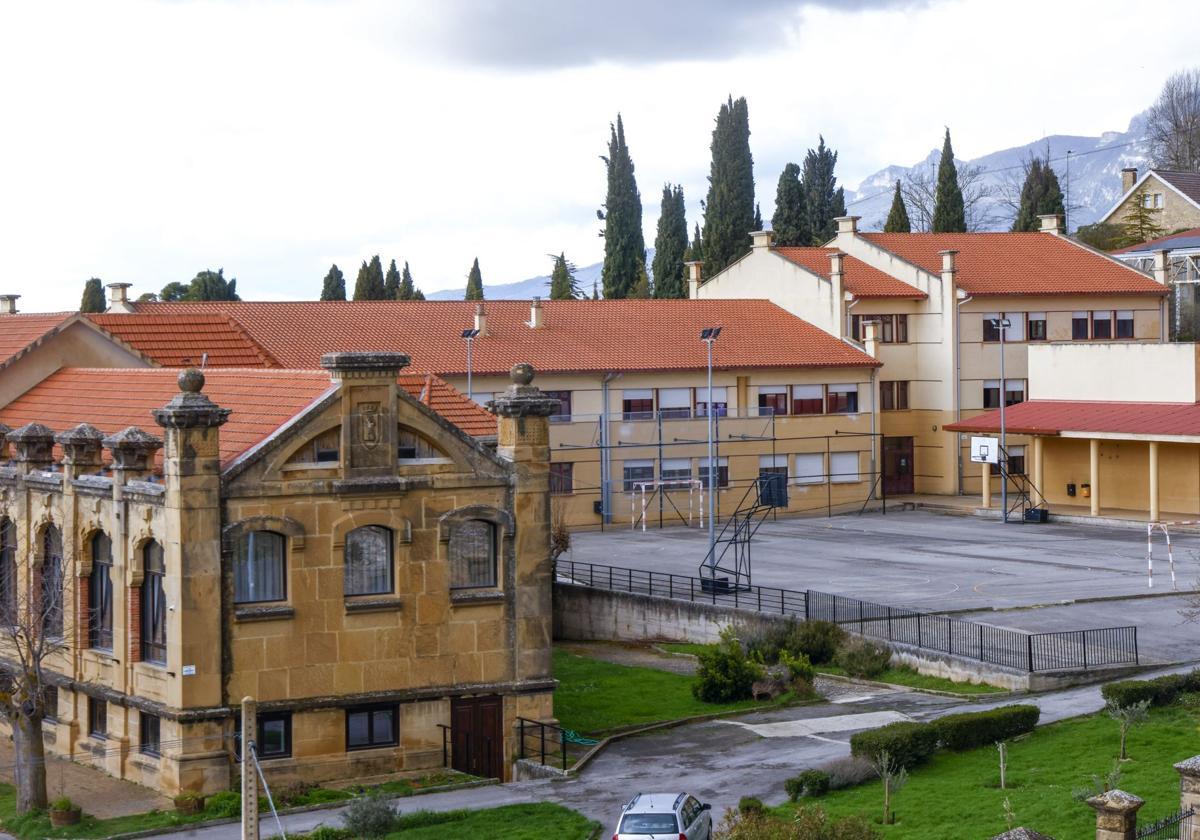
top-left (844, 112), bottom-right (1152, 233)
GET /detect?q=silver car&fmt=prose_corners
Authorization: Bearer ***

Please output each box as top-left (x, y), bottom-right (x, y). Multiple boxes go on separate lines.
top-left (612, 792), bottom-right (713, 840)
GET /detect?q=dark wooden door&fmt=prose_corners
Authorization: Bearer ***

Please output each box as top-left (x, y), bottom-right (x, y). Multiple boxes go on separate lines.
top-left (882, 437), bottom-right (914, 496)
top-left (450, 695), bottom-right (503, 779)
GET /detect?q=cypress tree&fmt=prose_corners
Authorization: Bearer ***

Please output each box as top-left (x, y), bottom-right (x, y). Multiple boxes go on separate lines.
top-left (702, 96), bottom-right (755, 276)
top-left (159, 281), bottom-right (189, 302)
top-left (464, 258), bottom-right (485, 300)
top-left (684, 222), bottom-right (704, 263)
top-left (771, 162), bottom-right (809, 246)
top-left (384, 259), bottom-right (401, 299)
top-left (651, 185), bottom-right (689, 298)
top-left (599, 115), bottom-right (646, 299)
top-left (80, 278), bottom-right (105, 313)
top-left (397, 261), bottom-right (415, 300)
top-left (753, 203), bottom-right (763, 231)
top-left (548, 253), bottom-right (580, 299)
top-left (591, 280), bottom-right (600, 300)
top-left (802, 136), bottom-right (845, 244)
top-left (932, 128), bottom-right (967, 233)
top-left (629, 266), bottom-right (651, 298)
top-left (1012, 158), bottom-right (1065, 232)
top-left (320, 264), bottom-right (346, 301)
top-left (353, 256), bottom-right (386, 300)
top-left (184, 268), bottom-right (239, 301)
top-left (883, 181), bottom-right (911, 233)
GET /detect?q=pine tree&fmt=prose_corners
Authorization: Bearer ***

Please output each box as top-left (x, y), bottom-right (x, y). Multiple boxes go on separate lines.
top-left (353, 256), bottom-right (386, 300)
top-left (932, 129), bottom-right (967, 233)
top-left (184, 269), bottom-right (239, 301)
top-left (320, 264), bottom-right (346, 301)
top-left (464, 258), bottom-right (485, 300)
top-left (599, 115), bottom-right (646, 298)
top-left (397, 261), bottom-right (415, 300)
top-left (384, 259), bottom-right (401, 299)
top-left (702, 96), bottom-right (755, 276)
top-left (802, 136), bottom-right (845, 244)
top-left (1011, 158), bottom-right (1065, 232)
top-left (651, 185), bottom-right (689, 298)
top-left (548, 253), bottom-right (580, 299)
top-left (1121, 191), bottom-right (1167, 245)
top-left (80, 278), bottom-right (105, 313)
top-left (771, 162), bottom-right (809, 246)
top-left (883, 180), bottom-right (911, 233)
top-left (159, 282), bottom-right (189, 302)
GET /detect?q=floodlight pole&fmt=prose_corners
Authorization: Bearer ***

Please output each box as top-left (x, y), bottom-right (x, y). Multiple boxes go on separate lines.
top-left (996, 318), bottom-right (1010, 522)
top-left (462, 328), bottom-right (479, 401)
top-left (702, 328), bottom-right (719, 572)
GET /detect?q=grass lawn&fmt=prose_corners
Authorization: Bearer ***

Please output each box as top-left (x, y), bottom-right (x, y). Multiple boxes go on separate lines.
top-left (384, 803), bottom-right (598, 839)
top-left (776, 701), bottom-right (1200, 839)
top-left (657, 643), bottom-right (1005, 695)
top-left (554, 647), bottom-right (800, 735)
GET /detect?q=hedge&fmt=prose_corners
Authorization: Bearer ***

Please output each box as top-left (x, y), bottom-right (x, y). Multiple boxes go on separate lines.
top-left (849, 721), bottom-right (939, 769)
top-left (932, 704), bottom-right (1040, 751)
top-left (1101, 670), bottom-right (1200, 709)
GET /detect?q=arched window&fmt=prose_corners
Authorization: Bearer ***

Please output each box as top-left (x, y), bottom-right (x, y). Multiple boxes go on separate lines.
top-left (41, 526), bottom-right (63, 638)
top-left (89, 532), bottom-right (114, 650)
top-left (234, 531), bottom-right (286, 604)
top-left (0, 518), bottom-right (15, 624)
top-left (344, 526), bottom-right (393, 596)
top-left (141, 541), bottom-right (167, 664)
top-left (449, 520), bottom-right (496, 589)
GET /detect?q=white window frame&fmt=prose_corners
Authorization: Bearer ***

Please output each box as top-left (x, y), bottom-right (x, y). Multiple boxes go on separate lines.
top-left (830, 451), bottom-right (860, 484)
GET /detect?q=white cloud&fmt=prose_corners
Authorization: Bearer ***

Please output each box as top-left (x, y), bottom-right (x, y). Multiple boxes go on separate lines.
top-left (1, 0), bottom-right (1196, 311)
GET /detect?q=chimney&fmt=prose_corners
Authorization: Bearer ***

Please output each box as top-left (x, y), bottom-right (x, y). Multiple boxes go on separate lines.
top-left (1038, 214), bottom-right (1064, 235)
top-left (829, 251), bottom-right (847, 336)
top-left (1153, 249), bottom-right (1171, 286)
top-left (750, 230), bottom-right (774, 250)
top-left (106, 282), bottom-right (135, 314)
top-left (684, 260), bottom-right (703, 298)
top-left (0, 295), bottom-right (18, 315)
top-left (939, 249), bottom-right (958, 278)
top-left (474, 303), bottom-right (489, 336)
top-left (528, 296), bottom-right (544, 329)
top-left (1121, 167), bottom-right (1138, 194)
top-left (862, 319), bottom-right (881, 359)
top-left (835, 216), bottom-right (860, 236)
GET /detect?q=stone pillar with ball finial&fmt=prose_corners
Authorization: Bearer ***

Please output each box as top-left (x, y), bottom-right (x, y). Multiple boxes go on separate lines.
top-left (487, 363), bottom-right (560, 683)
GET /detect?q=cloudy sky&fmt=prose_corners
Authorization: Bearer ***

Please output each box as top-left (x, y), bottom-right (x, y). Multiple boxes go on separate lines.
top-left (3, 0), bottom-right (1196, 311)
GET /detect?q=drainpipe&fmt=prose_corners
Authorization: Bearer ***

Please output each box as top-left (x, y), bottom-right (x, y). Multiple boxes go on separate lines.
top-left (955, 293), bottom-right (973, 496)
top-left (600, 372), bottom-right (621, 524)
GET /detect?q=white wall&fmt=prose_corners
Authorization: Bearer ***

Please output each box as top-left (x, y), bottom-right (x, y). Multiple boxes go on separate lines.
top-left (1028, 342), bottom-right (1200, 402)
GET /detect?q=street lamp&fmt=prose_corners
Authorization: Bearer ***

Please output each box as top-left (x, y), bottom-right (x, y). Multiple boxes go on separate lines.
top-left (700, 327), bottom-right (722, 572)
top-left (989, 317), bottom-right (1011, 522)
top-left (461, 328), bottom-right (480, 401)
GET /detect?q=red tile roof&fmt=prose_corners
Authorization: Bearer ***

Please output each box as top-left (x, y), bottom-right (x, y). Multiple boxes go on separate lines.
top-left (1113, 226), bottom-right (1200, 254)
top-left (0, 313), bottom-right (73, 365)
top-left (121, 299), bottom-right (880, 374)
top-left (0, 368), bottom-right (334, 468)
top-left (945, 400), bottom-right (1200, 437)
top-left (399, 374), bottom-right (496, 438)
top-left (88, 313), bottom-right (282, 368)
top-left (860, 233), bottom-right (1168, 297)
top-left (772, 248), bottom-right (927, 299)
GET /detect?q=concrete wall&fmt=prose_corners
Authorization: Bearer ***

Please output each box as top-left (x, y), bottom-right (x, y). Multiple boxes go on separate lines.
top-left (1029, 342), bottom-right (1199, 403)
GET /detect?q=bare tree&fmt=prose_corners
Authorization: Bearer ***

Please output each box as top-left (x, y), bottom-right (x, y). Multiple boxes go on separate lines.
top-left (1147, 67), bottom-right (1200, 171)
top-left (870, 749), bottom-right (909, 825)
top-left (902, 162), bottom-right (997, 232)
top-left (1106, 699), bottom-right (1150, 761)
top-left (0, 523), bottom-right (68, 813)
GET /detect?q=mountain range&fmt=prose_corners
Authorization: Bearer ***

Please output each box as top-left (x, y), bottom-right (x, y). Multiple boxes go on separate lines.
top-left (432, 113), bottom-right (1152, 300)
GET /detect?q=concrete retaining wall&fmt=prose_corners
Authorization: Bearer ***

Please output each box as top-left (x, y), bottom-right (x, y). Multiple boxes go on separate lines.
top-left (553, 583), bottom-right (1138, 691)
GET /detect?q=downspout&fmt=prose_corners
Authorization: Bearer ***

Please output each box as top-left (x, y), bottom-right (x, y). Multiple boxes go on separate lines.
top-left (955, 293), bottom-right (973, 496)
top-left (600, 372), bottom-right (621, 525)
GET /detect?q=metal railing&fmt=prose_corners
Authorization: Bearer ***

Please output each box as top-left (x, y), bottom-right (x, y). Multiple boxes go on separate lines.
top-left (435, 724), bottom-right (494, 779)
top-left (516, 717), bottom-right (570, 773)
top-left (1136, 807), bottom-right (1194, 839)
top-left (553, 559), bottom-right (1139, 673)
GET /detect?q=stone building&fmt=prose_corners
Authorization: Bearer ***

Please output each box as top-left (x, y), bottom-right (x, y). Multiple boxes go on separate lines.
top-left (1098, 168), bottom-right (1200, 234)
top-left (0, 353), bottom-right (557, 795)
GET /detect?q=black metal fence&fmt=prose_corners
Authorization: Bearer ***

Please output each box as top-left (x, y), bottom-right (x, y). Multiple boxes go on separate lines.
top-left (1136, 807), bottom-right (1194, 839)
top-left (553, 559), bottom-right (1139, 674)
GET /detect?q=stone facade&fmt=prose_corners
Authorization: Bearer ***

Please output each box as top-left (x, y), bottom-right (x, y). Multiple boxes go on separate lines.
top-left (1104, 173), bottom-right (1200, 234)
top-left (0, 355), bottom-right (556, 795)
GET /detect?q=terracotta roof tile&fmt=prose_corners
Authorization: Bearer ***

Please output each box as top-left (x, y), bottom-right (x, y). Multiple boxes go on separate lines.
top-left (398, 374), bottom-right (496, 438)
top-left (0, 313), bottom-right (74, 364)
top-left (861, 233), bottom-right (1168, 297)
top-left (121, 299), bottom-right (880, 374)
top-left (772, 248), bottom-right (927, 298)
top-left (0, 368), bottom-right (333, 468)
top-left (87, 313), bottom-right (282, 367)
top-left (946, 400), bottom-right (1200, 437)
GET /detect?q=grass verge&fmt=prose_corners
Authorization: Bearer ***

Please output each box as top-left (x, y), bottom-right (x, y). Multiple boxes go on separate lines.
top-left (776, 700), bottom-right (1200, 839)
top-left (554, 647), bottom-right (800, 735)
top-left (381, 803), bottom-right (598, 839)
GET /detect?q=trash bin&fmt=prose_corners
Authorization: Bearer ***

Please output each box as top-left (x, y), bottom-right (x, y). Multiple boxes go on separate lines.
top-left (1081, 483), bottom-right (1091, 498)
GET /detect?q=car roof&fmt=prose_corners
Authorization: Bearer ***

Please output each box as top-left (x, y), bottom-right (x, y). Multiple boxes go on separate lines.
top-left (625, 793), bottom-right (689, 812)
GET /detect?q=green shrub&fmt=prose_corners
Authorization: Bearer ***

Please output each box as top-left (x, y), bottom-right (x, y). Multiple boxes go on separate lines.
top-left (780, 650), bottom-right (815, 684)
top-left (820, 755), bottom-right (876, 790)
top-left (785, 769), bottom-right (831, 801)
top-left (1102, 674), bottom-right (1188, 709)
top-left (790, 621), bottom-right (847, 665)
top-left (715, 806), bottom-right (880, 839)
top-left (833, 638), bottom-right (892, 679)
top-left (303, 828), bottom-right (351, 840)
top-left (205, 791), bottom-right (241, 818)
top-left (932, 704), bottom-right (1040, 751)
top-left (51, 796), bottom-right (75, 811)
top-left (1183, 669), bottom-right (1200, 693)
top-left (849, 721), bottom-right (938, 769)
top-left (742, 619), bottom-right (797, 665)
top-left (693, 627), bottom-right (764, 703)
top-left (738, 796), bottom-right (765, 815)
top-left (341, 792), bottom-right (398, 838)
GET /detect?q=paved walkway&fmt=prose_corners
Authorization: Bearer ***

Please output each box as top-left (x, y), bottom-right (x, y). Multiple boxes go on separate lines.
top-left (0, 738), bottom-right (172, 819)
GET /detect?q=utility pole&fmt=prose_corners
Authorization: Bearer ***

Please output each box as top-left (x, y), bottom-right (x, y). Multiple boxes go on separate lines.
top-left (241, 696), bottom-right (258, 840)
top-left (1065, 150), bottom-right (1072, 233)
top-left (701, 328), bottom-right (721, 572)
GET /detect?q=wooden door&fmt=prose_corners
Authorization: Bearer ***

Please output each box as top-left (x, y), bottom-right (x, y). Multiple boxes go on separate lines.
top-left (450, 695), bottom-right (503, 779)
top-left (882, 437), bottom-right (914, 496)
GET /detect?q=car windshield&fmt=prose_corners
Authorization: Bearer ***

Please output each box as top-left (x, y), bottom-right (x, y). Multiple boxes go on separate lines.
top-left (619, 812), bottom-right (680, 833)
